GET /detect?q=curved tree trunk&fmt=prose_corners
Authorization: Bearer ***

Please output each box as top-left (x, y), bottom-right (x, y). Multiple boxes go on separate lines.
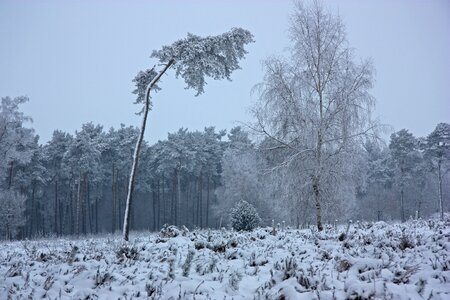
top-left (123, 59), bottom-right (174, 241)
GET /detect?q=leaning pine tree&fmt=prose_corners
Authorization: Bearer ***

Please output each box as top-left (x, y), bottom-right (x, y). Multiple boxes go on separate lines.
top-left (123, 28), bottom-right (254, 241)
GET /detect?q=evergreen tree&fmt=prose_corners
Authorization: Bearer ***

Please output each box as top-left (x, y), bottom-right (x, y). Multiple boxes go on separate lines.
top-left (389, 129), bottom-right (420, 222)
top-left (422, 123), bottom-right (450, 219)
top-left (124, 28), bottom-right (254, 241)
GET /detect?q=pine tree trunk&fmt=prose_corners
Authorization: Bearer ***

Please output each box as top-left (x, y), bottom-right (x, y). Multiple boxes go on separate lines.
top-left (438, 161), bottom-right (443, 220)
top-left (162, 174), bottom-right (166, 226)
top-left (157, 179), bottom-right (161, 230)
top-left (87, 176), bottom-right (92, 234)
top-left (59, 196), bottom-right (63, 235)
top-left (206, 176), bottom-right (210, 227)
top-left (171, 176), bottom-right (176, 225)
top-left (177, 168), bottom-right (181, 226)
top-left (95, 195), bottom-right (98, 234)
top-left (30, 183), bottom-right (36, 237)
top-left (8, 161), bottom-right (14, 189)
top-left (199, 174), bottom-right (203, 228)
top-left (123, 59), bottom-right (174, 241)
top-left (400, 187), bottom-right (405, 222)
top-left (152, 182), bottom-right (157, 231)
top-left (54, 180), bottom-right (58, 236)
top-left (76, 172), bottom-right (82, 235)
top-left (112, 164), bottom-right (116, 233)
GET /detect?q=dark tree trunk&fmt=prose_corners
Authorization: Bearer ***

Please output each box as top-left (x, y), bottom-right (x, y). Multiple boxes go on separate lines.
top-left (438, 161), bottom-right (444, 220)
top-left (198, 173), bottom-right (203, 227)
top-left (54, 180), bottom-right (58, 235)
top-left (76, 172), bottom-right (82, 235)
top-left (177, 168), bottom-right (181, 226)
top-left (152, 182), bottom-right (157, 231)
top-left (8, 161), bottom-right (14, 189)
top-left (30, 183), bottom-right (36, 237)
top-left (112, 165), bottom-right (116, 233)
top-left (206, 176), bottom-right (210, 228)
top-left (400, 187), bottom-right (405, 222)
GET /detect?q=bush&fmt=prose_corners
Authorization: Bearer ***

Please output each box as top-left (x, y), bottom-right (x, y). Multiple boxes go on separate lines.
top-left (230, 200), bottom-right (261, 231)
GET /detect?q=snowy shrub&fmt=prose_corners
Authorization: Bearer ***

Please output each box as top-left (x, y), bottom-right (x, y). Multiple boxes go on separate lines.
top-left (194, 240), bottom-right (206, 250)
top-left (281, 256), bottom-right (297, 280)
top-left (160, 224), bottom-right (181, 238)
top-left (116, 245), bottom-right (139, 262)
top-left (66, 244), bottom-right (79, 265)
top-left (228, 270), bottom-right (243, 291)
top-left (227, 238), bottom-right (238, 248)
top-left (182, 249), bottom-right (195, 277)
top-left (94, 268), bottom-right (113, 287)
top-left (230, 200), bottom-right (261, 231)
top-left (210, 242), bottom-right (226, 253)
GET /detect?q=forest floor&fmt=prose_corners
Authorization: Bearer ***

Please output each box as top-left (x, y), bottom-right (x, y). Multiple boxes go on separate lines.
top-left (1, 216), bottom-right (449, 300)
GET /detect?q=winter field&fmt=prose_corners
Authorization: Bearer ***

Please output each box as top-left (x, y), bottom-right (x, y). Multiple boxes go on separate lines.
top-left (1, 217), bottom-right (449, 300)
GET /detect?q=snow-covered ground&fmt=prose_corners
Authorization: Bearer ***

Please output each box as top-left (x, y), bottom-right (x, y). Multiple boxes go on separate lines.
top-left (1, 218), bottom-right (449, 300)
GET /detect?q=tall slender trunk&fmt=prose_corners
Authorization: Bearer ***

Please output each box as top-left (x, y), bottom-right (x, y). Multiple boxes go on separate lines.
top-left (54, 180), bottom-right (58, 235)
top-left (187, 179), bottom-right (191, 227)
top-left (162, 174), bottom-right (166, 226)
top-left (206, 176), bottom-right (210, 227)
top-left (30, 183), bottom-right (36, 236)
top-left (193, 179), bottom-right (197, 226)
top-left (177, 168), bottom-right (181, 226)
top-left (70, 182), bottom-right (74, 235)
top-left (112, 164), bottom-right (116, 233)
top-left (87, 177), bottom-right (92, 234)
top-left (314, 87), bottom-right (324, 232)
top-left (59, 195), bottom-right (63, 235)
top-left (438, 161), bottom-right (443, 220)
top-left (123, 59), bottom-right (174, 241)
top-left (199, 173), bottom-right (203, 227)
top-left (400, 187), bottom-right (405, 222)
top-left (95, 195), bottom-right (98, 234)
top-left (312, 175), bottom-right (323, 231)
top-left (76, 171), bottom-right (82, 235)
top-left (171, 175), bottom-right (176, 225)
top-left (157, 180), bottom-right (161, 230)
top-left (8, 161), bottom-right (14, 189)
top-left (152, 182), bottom-right (157, 231)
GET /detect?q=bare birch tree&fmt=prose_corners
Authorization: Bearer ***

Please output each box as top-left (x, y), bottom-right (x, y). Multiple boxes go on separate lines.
top-left (252, 1), bottom-right (376, 231)
top-left (123, 28), bottom-right (253, 241)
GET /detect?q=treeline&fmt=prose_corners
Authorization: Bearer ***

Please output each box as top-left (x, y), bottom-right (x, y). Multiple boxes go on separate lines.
top-left (0, 96), bottom-right (449, 239)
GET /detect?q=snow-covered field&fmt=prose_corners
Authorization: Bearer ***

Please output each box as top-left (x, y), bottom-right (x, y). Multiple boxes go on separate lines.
top-left (1, 218), bottom-right (449, 300)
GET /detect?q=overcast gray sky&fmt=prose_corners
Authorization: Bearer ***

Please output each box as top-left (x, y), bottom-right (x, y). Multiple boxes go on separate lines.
top-left (1, 0), bottom-right (449, 144)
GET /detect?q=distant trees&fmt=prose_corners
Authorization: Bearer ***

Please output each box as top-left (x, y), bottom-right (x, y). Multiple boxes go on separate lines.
top-left (357, 125), bottom-right (450, 222)
top-left (389, 129), bottom-right (420, 222)
top-left (0, 96), bottom-right (35, 239)
top-left (422, 123), bottom-right (450, 220)
top-left (0, 96), bottom-right (35, 189)
top-left (252, 1), bottom-right (376, 230)
top-left (0, 190), bottom-right (26, 239)
top-left (124, 28), bottom-right (254, 241)
top-left (0, 93), bottom-right (447, 240)
top-left (215, 127), bottom-right (267, 226)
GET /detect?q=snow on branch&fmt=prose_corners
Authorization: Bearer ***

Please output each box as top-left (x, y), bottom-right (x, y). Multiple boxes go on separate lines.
top-left (151, 28), bottom-right (254, 96)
